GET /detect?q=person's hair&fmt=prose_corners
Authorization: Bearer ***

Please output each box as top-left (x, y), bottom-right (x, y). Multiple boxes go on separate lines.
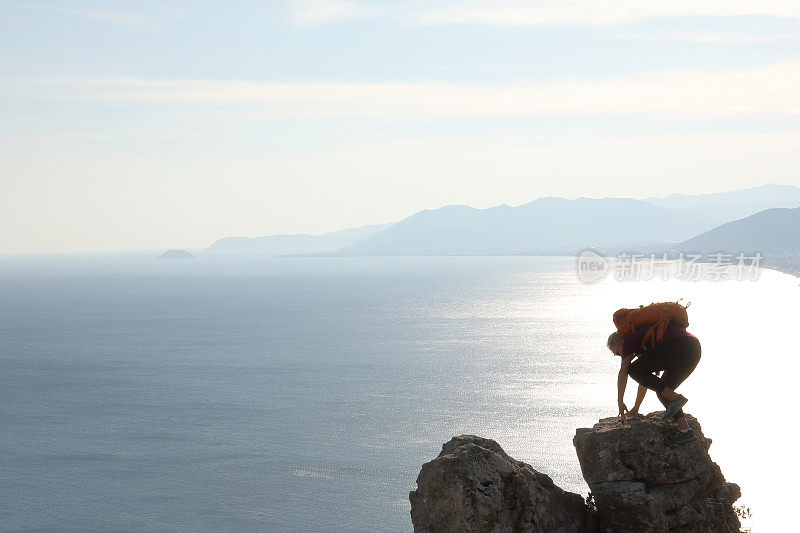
top-left (607, 331), bottom-right (621, 355)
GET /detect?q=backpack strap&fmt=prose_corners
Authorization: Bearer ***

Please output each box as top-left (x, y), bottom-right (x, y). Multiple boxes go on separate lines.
top-left (640, 307), bottom-right (672, 349)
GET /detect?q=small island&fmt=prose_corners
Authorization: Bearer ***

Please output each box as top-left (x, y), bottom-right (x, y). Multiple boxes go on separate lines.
top-left (157, 249), bottom-right (195, 260)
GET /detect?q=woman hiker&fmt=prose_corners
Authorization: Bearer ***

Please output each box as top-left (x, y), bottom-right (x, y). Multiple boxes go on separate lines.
top-left (607, 324), bottom-right (701, 443)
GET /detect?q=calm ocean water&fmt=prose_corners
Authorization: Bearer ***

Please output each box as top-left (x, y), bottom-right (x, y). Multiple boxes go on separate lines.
top-left (1, 254), bottom-right (797, 532)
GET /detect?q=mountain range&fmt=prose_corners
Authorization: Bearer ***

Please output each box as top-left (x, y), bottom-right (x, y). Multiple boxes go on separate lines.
top-left (647, 183), bottom-right (800, 222)
top-left (678, 207), bottom-right (800, 255)
top-left (204, 183), bottom-right (800, 257)
top-left (336, 197), bottom-right (719, 256)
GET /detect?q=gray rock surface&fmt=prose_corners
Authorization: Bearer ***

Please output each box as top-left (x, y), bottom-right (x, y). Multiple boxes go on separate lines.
top-left (409, 435), bottom-right (590, 532)
top-left (573, 413), bottom-right (741, 532)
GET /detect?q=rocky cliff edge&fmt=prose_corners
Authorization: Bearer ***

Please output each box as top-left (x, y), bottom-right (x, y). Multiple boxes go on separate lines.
top-left (410, 413), bottom-right (741, 532)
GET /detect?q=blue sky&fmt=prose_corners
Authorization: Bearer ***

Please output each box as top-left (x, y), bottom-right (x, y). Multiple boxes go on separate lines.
top-left (2, 1), bottom-right (800, 253)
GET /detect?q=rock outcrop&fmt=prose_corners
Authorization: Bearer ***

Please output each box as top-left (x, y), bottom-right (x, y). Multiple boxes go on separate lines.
top-left (410, 414), bottom-right (742, 532)
top-left (573, 413), bottom-right (741, 532)
top-left (409, 435), bottom-right (591, 532)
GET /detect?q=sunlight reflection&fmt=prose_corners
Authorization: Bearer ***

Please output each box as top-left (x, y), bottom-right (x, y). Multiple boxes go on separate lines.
top-left (474, 264), bottom-right (797, 531)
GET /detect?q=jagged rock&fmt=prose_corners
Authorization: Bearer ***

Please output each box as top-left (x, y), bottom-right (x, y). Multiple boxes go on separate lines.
top-left (409, 435), bottom-right (591, 532)
top-left (573, 413), bottom-right (741, 533)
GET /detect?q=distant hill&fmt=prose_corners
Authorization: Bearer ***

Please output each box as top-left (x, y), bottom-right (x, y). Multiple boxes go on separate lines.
top-left (206, 223), bottom-right (393, 255)
top-left (678, 207), bottom-right (800, 255)
top-left (203, 183), bottom-right (799, 258)
top-left (335, 197), bottom-right (723, 256)
top-left (157, 249), bottom-right (194, 260)
top-left (647, 183), bottom-right (800, 223)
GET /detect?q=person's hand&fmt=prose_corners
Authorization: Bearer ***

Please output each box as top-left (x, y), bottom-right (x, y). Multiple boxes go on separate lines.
top-left (628, 405), bottom-right (643, 419)
top-left (618, 401), bottom-right (628, 423)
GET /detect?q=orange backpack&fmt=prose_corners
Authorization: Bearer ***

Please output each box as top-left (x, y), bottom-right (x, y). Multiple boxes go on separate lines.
top-left (613, 301), bottom-right (690, 350)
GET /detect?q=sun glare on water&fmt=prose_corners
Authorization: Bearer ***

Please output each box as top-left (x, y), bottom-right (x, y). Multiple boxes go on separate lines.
top-left (457, 261), bottom-right (797, 532)
top-left (585, 268), bottom-right (797, 531)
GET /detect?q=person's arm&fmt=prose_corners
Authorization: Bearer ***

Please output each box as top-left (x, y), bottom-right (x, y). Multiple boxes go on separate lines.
top-left (617, 355), bottom-right (633, 422)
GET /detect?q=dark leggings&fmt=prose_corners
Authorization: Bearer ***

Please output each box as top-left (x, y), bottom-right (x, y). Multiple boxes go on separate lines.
top-left (627, 336), bottom-right (701, 419)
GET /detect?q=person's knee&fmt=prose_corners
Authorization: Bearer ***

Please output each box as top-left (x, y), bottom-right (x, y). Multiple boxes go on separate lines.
top-left (628, 364), bottom-right (653, 388)
top-left (627, 360), bottom-right (643, 381)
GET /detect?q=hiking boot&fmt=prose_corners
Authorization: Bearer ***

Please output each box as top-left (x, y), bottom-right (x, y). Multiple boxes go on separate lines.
top-left (661, 394), bottom-right (688, 420)
top-left (669, 428), bottom-right (696, 443)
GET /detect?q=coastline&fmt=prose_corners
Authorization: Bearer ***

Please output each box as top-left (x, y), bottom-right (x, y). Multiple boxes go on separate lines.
top-left (763, 254), bottom-right (800, 277)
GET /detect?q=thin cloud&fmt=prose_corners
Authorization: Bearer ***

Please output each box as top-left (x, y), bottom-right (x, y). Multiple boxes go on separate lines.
top-left (289, 1), bottom-right (800, 27)
top-left (621, 31), bottom-right (800, 44)
top-left (48, 6), bottom-right (147, 26)
top-left (37, 3), bottom-right (186, 29)
top-left (288, 0), bottom-right (378, 25)
top-left (415, 1), bottom-right (800, 27)
top-left (15, 64), bottom-right (800, 120)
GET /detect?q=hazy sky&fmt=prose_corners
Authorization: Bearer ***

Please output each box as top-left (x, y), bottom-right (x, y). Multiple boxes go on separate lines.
top-left (3, 1), bottom-right (800, 253)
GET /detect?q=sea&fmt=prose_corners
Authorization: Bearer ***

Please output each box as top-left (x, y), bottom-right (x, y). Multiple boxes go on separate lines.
top-left (1, 253), bottom-right (797, 532)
